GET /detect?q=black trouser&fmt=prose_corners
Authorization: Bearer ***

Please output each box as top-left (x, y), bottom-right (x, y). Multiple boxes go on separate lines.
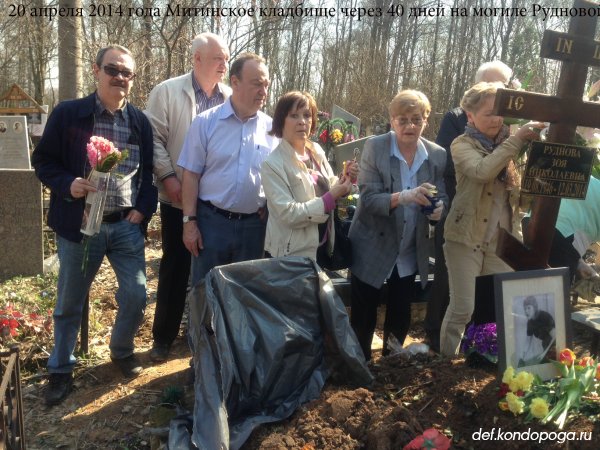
top-left (424, 217), bottom-right (450, 351)
top-left (350, 267), bottom-right (416, 360)
top-left (152, 202), bottom-right (192, 346)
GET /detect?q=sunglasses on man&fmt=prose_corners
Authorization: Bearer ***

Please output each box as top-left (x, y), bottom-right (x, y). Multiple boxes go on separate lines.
top-left (103, 65), bottom-right (136, 80)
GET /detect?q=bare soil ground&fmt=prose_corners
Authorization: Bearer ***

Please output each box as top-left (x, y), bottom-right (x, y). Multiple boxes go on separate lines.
top-left (19, 229), bottom-right (600, 450)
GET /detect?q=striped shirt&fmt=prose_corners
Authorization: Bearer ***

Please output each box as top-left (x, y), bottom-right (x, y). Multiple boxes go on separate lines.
top-left (93, 94), bottom-right (140, 214)
top-left (191, 72), bottom-right (226, 115)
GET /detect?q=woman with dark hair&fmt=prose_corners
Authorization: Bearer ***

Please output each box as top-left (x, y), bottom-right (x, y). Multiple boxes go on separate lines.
top-left (260, 91), bottom-right (355, 259)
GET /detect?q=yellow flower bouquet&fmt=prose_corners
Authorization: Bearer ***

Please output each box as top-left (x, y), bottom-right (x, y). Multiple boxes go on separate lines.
top-left (497, 349), bottom-right (600, 429)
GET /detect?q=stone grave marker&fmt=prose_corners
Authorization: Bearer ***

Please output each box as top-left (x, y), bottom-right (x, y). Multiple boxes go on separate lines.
top-left (0, 115), bottom-right (30, 169)
top-left (0, 84), bottom-right (48, 280)
top-left (332, 105), bottom-right (361, 136)
top-left (321, 105), bottom-right (363, 173)
top-left (0, 169), bottom-right (43, 280)
top-left (492, 0), bottom-right (600, 270)
top-left (332, 136), bottom-right (369, 174)
top-left (26, 106), bottom-right (48, 137)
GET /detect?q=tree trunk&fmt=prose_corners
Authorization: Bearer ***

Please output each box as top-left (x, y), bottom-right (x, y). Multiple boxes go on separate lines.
top-left (58, 0), bottom-right (82, 101)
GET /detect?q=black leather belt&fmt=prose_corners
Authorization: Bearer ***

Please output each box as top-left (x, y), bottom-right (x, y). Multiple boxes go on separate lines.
top-left (200, 200), bottom-right (258, 220)
top-left (102, 208), bottom-right (132, 223)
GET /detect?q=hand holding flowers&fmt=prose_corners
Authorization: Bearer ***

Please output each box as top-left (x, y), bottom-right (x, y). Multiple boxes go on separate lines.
top-left (74, 136), bottom-right (129, 200)
top-left (80, 136), bottom-right (129, 238)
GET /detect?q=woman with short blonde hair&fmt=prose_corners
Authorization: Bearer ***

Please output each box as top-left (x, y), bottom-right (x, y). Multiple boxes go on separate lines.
top-left (440, 82), bottom-right (545, 356)
top-left (459, 82), bottom-right (500, 114)
top-left (388, 89), bottom-right (432, 118)
top-left (349, 89), bottom-right (447, 360)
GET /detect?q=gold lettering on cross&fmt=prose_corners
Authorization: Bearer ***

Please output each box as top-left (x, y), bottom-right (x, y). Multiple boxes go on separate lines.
top-left (555, 37), bottom-right (573, 54)
top-left (507, 95), bottom-right (524, 111)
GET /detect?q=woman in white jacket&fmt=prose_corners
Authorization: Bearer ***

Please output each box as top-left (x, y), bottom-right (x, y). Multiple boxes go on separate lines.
top-left (261, 91), bottom-right (354, 259)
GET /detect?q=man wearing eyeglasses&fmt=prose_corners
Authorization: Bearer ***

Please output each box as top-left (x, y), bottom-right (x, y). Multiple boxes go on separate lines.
top-left (32, 44), bottom-right (157, 406)
top-left (144, 33), bottom-right (231, 363)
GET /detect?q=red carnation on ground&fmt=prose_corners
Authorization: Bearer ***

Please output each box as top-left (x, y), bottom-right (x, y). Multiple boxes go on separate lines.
top-left (403, 428), bottom-right (451, 450)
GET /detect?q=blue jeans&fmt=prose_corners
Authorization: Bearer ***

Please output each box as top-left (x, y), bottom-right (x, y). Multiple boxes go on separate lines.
top-left (190, 200), bottom-right (266, 286)
top-left (49, 220), bottom-right (147, 373)
top-left (188, 201), bottom-right (265, 356)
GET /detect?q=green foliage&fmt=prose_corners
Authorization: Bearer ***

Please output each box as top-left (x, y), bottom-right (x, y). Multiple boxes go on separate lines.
top-left (161, 385), bottom-right (184, 405)
top-left (316, 118), bottom-right (356, 140)
top-left (98, 149), bottom-right (129, 172)
top-left (1, 273), bottom-right (56, 311)
top-left (314, 116), bottom-right (359, 159)
top-left (542, 361), bottom-right (599, 429)
top-left (0, 274), bottom-right (55, 348)
top-left (592, 156), bottom-right (600, 180)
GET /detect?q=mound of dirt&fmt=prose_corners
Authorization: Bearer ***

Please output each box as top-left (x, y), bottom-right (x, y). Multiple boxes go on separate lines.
top-left (20, 228), bottom-right (600, 449)
top-left (243, 353), bottom-right (599, 450)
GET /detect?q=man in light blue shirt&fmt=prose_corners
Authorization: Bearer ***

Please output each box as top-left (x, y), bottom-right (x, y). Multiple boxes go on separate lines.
top-left (178, 53), bottom-right (278, 286)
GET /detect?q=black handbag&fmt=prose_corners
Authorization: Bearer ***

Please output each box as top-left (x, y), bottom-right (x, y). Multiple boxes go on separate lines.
top-left (317, 209), bottom-right (353, 270)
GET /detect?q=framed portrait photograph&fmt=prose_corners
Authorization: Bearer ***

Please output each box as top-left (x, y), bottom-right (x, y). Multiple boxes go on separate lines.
top-left (495, 268), bottom-right (571, 380)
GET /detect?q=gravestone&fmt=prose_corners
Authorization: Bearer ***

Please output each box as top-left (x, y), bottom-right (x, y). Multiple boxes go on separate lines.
top-left (0, 116), bottom-right (29, 169)
top-left (332, 105), bottom-right (361, 135)
top-left (332, 136), bottom-right (369, 174)
top-left (26, 106), bottom-right (48, 137)
top-left (0, 169), bottom-right (43, 280)
top-left (492, 0), bottom-right (600, 270)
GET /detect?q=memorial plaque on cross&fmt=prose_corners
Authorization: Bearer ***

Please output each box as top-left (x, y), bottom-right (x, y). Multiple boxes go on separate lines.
top-left (491, 0), bottom-right (600, 271)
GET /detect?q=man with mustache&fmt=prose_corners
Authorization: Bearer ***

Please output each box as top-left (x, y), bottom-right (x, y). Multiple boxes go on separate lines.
top-left (178, 53), bottom-right (278, 287)
top-left (145, 33), bottom-right (231, 363)
top-left (32, 45), bottom-right (157, 406)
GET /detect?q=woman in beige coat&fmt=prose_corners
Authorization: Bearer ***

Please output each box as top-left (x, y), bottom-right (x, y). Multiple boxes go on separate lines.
top-left (261, 91), bottom-right (354, 259)
top-left (440, 82), bottom-right (545, 356)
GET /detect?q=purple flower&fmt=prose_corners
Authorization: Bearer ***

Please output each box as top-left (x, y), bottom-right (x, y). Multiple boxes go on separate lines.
top-left (461, 322), bottom-right (498, 357)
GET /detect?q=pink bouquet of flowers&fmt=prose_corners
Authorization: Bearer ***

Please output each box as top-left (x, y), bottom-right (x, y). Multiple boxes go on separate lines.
top-left (86, 136), bottom-right (128, 172)
top-left (81, 136), bottom-right (128, 238)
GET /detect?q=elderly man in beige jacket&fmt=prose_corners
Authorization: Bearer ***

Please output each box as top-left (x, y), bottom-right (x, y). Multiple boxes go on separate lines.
top-left (144, 33), bottom-right (232, 362)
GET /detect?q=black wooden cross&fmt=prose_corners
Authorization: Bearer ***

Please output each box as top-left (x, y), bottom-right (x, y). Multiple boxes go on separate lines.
top-left (492, 0), bottom-right (600, 271)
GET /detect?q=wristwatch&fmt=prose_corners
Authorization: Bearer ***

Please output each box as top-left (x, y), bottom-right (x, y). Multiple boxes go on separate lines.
top-left (182, 215), bottom-right (196, 223)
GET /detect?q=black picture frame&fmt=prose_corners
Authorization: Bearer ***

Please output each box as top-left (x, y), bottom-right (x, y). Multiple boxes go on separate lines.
top-left (495, 268), bottom-right (571, 380)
